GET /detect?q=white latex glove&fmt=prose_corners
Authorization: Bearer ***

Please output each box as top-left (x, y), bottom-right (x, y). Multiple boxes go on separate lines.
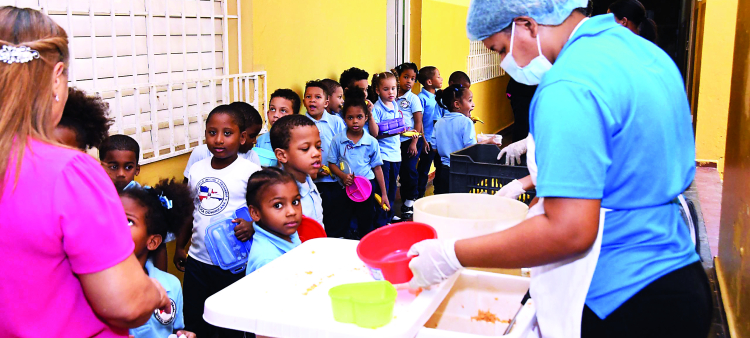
top-left (496, 179), bottom-right (526, 200)
top-left (497, 135), bottom-right (529, 166)
top-left (407, 239), bottom-right (462, 289)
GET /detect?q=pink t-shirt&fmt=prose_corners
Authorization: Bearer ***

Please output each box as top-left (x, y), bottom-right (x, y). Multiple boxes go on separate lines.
top-left (0, 139), bottom-right (135, 337)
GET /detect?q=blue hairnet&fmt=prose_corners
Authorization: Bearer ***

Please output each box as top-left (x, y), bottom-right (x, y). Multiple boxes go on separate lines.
top-left (467, 0), bottom-right (589, 41)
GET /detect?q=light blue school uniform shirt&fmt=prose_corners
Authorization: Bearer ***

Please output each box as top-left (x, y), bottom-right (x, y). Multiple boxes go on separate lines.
top-left (434, 112), bottom-right (476, 166)
top-left (129, 260), bottom-right (184, 338)
top-left (245, 223), bottom-right (301, 275)
top-left (329, 110), bottom-right (346, 126)
top-left (368, 98), bottom-right (402, 162)
top-left (297, 175), bottom-right (324, 226)
top-left (396, 90), bottom-right (424, 142)
top-left (308, 111), bottom-right (347, 183)
top-left (255, 132), bottom-right (272, 152)
top-left (418, 88), bottom-right (440, 147)
top-left (530, 14), bottom-right (699, 319)
top-left (327, 131), bottom-right (383, 180)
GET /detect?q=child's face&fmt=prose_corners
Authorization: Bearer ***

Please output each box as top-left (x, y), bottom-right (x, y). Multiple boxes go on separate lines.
top-left (268, 97), bottom-right (294, 126)
top-left (122, 196), bottom-right (161, 261)
top-left (329, 86), bottom-right (344, 113)
top-left (250, 181), bottom-right (303, 242)
top-left (398, 69), bottom-right (417, 93)
top-left (101, 150), bottom-right (140, 192)
top-left (430, 69), bottom-right (443, 89)
top-left (344, 106), bottom-right (368, 134)
top-left (352, 79), bottom-right (369, 99)
top-left (276, 125), bottom-right (322, 180)
top-left (304, 87), bottom-right (328, 118)
top-left (239, 123), bottom-right (263, 153)
top-left (456, 89), bottom-right (475, 116)
top-left (205, 113), bottom-right (246, 159)
top-left (53, 125), bottom-right (83, 150)
top-left (377, 78), bottom-right (398, 103)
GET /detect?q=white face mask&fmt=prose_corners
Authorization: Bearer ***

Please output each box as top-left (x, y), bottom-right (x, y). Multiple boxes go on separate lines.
top-left (500, 21), bottom-right (553, 86)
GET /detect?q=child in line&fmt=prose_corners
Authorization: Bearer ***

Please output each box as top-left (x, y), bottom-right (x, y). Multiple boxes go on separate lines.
top-left (177, 105), bottom-right (261, 338)
top-left (304, 80), bottom-right (347, 233)
top-left (435, 84), bottom-right (493, 194)
top-left (322, 78), bottom-right (345, 121)
top-left (393, 63), bottom-right (423, 220)
top-left (99, 134), bottom-right (141, 192)
top-left (54, 87), bottom-right (112, 150)
top-left (99, 134), bottom-right (174, 272)
top-left (255, 89), bottom-right (302, 155)
top-left (270, 114), bottom-right (325, 226)
top-left (416, 66), bottom-right (443, 198)
top-left (339, 67), bottom-right (373, 110)
top-left (368, 72), bottom-right (402, 228)
top-left (183, 101), bottom-right (263, 180)
top-left (120, 179), bottom-right (196, 338)
top-left (245, 167), bottom-right (303, 274)
top-left (328, 88), bottom-right (390, 239)
top-left (431, 71), bottom-right (472, 194)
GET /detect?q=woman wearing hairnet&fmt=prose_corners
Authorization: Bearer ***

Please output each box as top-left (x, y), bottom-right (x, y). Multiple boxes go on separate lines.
top-left (407, 1), bottom-right (712, 337)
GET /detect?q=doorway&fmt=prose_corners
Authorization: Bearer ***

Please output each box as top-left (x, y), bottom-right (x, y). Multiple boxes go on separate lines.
top-left (386, 0), bottom-right (410, 69)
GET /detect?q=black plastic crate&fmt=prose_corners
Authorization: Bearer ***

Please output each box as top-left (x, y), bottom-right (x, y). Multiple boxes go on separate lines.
top-left (449, 144), bottom-right (536, 204)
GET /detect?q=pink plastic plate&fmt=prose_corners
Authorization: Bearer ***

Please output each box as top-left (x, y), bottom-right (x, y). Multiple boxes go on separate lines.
top-left (346, 176), bottom-right (372, 202)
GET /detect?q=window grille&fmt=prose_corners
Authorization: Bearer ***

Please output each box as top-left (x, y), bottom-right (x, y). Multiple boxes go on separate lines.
top-left (468, 40), bottom-right (504, 84)
top-left (2, 0), bottom-right (266, 164)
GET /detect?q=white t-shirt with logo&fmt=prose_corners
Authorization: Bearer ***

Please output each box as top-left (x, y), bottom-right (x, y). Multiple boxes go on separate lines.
top-left (187, 156), bottom-right (261, 265)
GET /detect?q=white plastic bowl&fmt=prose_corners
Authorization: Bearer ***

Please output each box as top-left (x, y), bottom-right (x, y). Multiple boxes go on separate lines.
top-left (413, 194), bottom-right (528, 241)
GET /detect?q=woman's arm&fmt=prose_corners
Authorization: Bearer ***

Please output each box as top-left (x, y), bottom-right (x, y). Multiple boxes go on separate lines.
top-left (80, 254), bottom-right (169, 328)
top-left (456, 197), bottom-right (601, 268)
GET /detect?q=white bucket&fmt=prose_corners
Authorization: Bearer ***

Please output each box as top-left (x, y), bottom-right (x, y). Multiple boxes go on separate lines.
top-left (413, 193), bottom-right (528, 241)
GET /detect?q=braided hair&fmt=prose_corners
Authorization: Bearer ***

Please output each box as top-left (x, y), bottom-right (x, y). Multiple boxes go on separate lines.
top-left (435, 84), bottom-right (469, 112)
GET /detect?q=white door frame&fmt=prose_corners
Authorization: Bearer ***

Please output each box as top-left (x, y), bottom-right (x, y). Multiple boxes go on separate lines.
top-left (386, 0), bottom-right (410, 69)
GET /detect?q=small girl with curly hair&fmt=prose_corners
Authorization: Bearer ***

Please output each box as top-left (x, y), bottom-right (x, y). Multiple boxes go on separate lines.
top-left (54, 87), bottom-right (112, 150)
top-left (120, 178), bottom-right (196, 338)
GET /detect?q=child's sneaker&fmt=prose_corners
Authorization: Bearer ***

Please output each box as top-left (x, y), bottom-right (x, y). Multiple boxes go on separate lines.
top-left (401, 199), bottom-right (415, 219)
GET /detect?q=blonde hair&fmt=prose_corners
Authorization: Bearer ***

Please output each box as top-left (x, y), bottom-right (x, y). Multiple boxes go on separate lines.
top-left (0, 6), bottom-right (69, 196)
top-left (371, 72), bottom-right (396, 91)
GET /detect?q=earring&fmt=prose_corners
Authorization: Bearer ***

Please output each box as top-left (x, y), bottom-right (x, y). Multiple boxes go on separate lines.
top-left (55, 95), bottom-right (59, 102)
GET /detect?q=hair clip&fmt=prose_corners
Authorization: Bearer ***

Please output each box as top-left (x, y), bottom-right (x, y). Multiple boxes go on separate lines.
top-left (123, 181), bottom-right (142, 190)
top-left (0, 45), bottom-right (40, 64)
top-left (158, 194), bottom-right (173, 210)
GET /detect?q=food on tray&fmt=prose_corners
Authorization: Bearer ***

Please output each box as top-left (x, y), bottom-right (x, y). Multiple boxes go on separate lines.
top-left (303, 283), bottom-right (319, 295)
top-left (305, 271), bottom-right (313, 275)
top-left (471, 309), bottom-right (510, 324)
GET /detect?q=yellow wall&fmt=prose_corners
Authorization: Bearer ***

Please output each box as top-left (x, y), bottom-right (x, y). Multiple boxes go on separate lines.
top-left (247, 0), bottom-right (387, 99)
top-left (694, 0), bottom-right (739, 174)
top-left (418, 0), bottom-right (514, 135)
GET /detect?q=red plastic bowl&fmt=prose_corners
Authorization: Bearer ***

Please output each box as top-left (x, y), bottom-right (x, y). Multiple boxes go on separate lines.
top-left (298, 216), bottom-right (326, 243)
top-left (356, 222), bottom-right (437, 284)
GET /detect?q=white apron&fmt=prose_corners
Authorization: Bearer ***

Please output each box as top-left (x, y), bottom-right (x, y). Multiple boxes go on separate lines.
top-left (526, 135), bottom-right (606, 338)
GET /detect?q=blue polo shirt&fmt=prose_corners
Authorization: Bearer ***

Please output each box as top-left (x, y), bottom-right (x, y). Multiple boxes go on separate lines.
top-left (418, 88), bottom-right (439, 146)
top-left (369, 98), bottom-right (402, 162)
top-left (434, 112), bottom-right (476, 166)
top-left (530, 14), bottom-right (699, 319)
top-left (327, 131), bottom-right (383, 180)
top-left (245, 223), bottom-right (301, 275)
top-left (255, 132), bottom-right (272, 151)
top-left (397, 90), bottom-right (424, 142)
top-left (308, 111), bottom-right (347, 183)
top-left (329, 110), bottom-right (346, 126)
top-left (129, 260), bottom-right (184, 338)
top-left (297, 175), bottom-right (324, 226)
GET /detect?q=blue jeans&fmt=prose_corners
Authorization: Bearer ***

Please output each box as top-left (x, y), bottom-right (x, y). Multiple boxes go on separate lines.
top-left (375, 160), bottom-right (401, 227)
top-left (399, 138), bottom-right (423, 201)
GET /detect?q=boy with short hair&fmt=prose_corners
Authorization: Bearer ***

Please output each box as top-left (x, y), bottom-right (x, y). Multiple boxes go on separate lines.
top-left (256, 89), bottom-right (302, 153)
top-left (99, 134), bottom-right (171, 272)
top-left (304, 80), bottom-right (347, 233)
top-left (183, 102), bottom-right (264, 179)
top-left (270, 114), bottom-right (325, 226)
top-left (449, 70), bottom-right (471, 89)
top-left (416, 66), bottom-right (443, 198)
top-left (99, 134), bottom-right (141, 192)
top-left (321, 79), bottom-right (344, 119)
top-left (340, 67), bottom-right (373, 109)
